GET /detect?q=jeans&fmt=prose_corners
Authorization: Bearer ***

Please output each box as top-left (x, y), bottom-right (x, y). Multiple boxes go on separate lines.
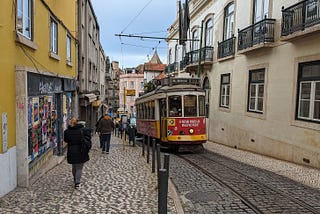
top-left (72, 163), bottom-right (84, 184)
top-left (101, 133), bottom-right (111, 152)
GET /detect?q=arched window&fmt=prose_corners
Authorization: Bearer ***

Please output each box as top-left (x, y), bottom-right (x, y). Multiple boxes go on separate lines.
top-left (254, 0), bottom-right (269, 23)
top-left (192, 29), bottom-right (199, 51)
top-left (174, 44), bottom-right (179, 62)
top-left (223, 2), bottom-right (234, 40)
top-left (205, 18), bottom-right (213, 47)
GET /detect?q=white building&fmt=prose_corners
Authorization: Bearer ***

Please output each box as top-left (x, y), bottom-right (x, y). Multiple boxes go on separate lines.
top-left (167, 0), bottom-right (320, 169)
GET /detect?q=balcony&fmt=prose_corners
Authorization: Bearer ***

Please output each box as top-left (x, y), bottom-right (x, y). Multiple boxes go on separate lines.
top-left (281, 0), bottom-right (320, 40)
top-left (238, 18), bottom-right (276, 52)
top-left (184, 46), bottom-right (213, 73)
top-left (218, 37), bottom-right (235, 60)
top-left (165, 62), bottom-right (177, 74)
top-left (105, 72), bottom-right (111, 81)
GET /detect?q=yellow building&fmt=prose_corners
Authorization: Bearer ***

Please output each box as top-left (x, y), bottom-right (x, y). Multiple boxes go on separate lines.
top-left (0, 0), bottom-right (77, 197)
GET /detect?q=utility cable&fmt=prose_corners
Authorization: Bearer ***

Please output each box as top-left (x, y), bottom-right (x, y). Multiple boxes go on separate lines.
top-left (120, 0), bottom-right (154, 34)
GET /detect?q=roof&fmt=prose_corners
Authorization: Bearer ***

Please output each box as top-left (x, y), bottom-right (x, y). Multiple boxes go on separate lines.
top-left (144, 63), bottom-right (166, 71)
top-left (149, 51), bottom-right (162, 64)
top-left (154, 72), bottom-right (166, 80)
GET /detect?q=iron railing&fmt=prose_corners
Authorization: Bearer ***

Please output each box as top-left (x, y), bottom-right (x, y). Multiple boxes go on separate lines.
top-left (238, 18), bottom-right (276, 51)
top-left (165, 62), bottom-right (177, 73)
top-left (218, 37), bottom-right (235, 59)
top-left (282, 0), bottom-right (320, 36)
top-left (185, 46), bottom-right (213, 65)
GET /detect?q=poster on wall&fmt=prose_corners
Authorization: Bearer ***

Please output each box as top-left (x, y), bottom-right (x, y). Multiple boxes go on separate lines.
top-left (28, 95), bottom-right (58, 163)
top-left (63, 93), bottom-right (73, 131)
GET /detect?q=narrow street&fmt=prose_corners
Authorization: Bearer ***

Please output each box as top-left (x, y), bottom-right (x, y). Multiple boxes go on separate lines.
top-left (0, 134), bottom-right (177, 214)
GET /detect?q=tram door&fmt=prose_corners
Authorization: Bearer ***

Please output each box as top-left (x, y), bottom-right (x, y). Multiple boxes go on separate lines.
top-left (159, 98), bottom-right (167, 141)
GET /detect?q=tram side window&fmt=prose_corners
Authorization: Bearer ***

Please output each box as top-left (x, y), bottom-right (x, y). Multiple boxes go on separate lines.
top-left (184, 95), bottom-right (197, 117)
top-left (199, 95), bottom-right (205, 116)
top-left (160, 98), bottom-right (167, 117)
top-left (169, 95), bottom-right (182, 117)
top-left (150, 101), bottom-right (155, 119)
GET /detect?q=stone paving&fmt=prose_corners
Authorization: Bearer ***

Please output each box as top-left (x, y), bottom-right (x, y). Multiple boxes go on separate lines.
top-left (203, 142), bottom-right (320, 190)
top-left (0, 134), bottom-right (177, 214)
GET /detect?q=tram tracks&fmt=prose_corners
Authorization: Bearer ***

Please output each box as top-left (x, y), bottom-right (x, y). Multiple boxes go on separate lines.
top-left (176, 152), bottom-right (320, 213)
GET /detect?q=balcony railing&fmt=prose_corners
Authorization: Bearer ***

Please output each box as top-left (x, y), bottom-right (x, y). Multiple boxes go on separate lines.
top-left (180, 57), bottom-right (187, 70)
top-left (282, 0), bottom-right (320, 36)
top-left (218, 37), bottom-right (235, 59)
top-left (165, 62), bottom-right (177, 73)
top-left (238, 18), bottom-right (276, 51)
top-left (186, 46), bottom-right (213, 65)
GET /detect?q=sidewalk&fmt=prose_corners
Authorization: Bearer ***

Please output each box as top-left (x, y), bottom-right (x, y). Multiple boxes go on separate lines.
top-left (0, 134), bottom-right (179, 214)
top-left (204, 141), bottom-right (320, 190)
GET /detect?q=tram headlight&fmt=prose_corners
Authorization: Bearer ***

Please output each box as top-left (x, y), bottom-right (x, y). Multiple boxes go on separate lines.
top-left (189, 128), bottom-right (194, 134)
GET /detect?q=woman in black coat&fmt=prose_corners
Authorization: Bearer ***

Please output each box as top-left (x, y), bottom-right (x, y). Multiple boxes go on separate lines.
top-left (64, 118), bottom-right (91, 189)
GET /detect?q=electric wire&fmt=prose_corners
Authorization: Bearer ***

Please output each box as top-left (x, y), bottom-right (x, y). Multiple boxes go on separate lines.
top-left (120, 0), bottom-right (154, 34)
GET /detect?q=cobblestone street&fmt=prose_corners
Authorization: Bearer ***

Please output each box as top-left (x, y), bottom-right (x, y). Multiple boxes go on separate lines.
top-left (0, 134), bottom-right (177, 214)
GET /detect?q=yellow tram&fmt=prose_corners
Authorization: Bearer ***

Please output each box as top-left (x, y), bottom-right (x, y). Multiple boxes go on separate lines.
top-left (135, 77), bottom-right (207, 149)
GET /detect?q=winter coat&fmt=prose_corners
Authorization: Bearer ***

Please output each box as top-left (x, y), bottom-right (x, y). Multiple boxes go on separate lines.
top-left (64, 124), bottom-right (91, 164)
top-left (97, 115), bottom-right (114, 134)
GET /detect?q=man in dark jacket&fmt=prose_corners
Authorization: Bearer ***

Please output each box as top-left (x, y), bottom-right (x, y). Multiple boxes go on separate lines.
top-left (97, 114), bottom-right (114, 154)
top-left (64, 118), bottom-right (91, 189)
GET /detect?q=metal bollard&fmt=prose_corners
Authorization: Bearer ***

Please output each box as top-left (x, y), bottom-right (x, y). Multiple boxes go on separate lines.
top-left (163, 154), bottom-right (170, 179)
top-left (142, 135), bottom-right (145, 157)
top-left (133, 134), bottom-right (136, 147)
top-left (152, 139), bottom-right (156, 173)
top-left (147, 135), bottom-right (150, 163)
top-left (156, 143), bottom-right (161, 173)
top-left (158, 169), bottom-right (168, 214)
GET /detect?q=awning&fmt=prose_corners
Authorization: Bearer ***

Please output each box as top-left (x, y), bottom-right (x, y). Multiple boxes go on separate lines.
top-left (84, 93), bottom-right (97, 103)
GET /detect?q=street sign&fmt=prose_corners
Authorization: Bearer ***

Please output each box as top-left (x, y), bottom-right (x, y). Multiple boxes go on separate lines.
top-left (126, 89), bottom-right (136, 96)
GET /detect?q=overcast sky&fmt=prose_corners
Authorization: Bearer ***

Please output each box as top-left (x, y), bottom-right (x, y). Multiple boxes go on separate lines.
top-left (91, 0), bottom-right (177, 69)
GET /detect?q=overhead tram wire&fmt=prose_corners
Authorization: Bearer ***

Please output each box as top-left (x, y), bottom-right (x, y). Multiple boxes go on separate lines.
top-left (120, 0), bottom-right (154, 34)
top-left (115, 33), bottom-right (199, 42)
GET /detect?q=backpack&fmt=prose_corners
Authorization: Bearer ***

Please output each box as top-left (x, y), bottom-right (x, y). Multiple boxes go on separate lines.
top-left (80, 129), bottom-right (92, 153)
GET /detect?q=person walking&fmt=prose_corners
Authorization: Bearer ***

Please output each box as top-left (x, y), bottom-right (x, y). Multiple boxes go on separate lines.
top-left (64, 118), bottom-right (91, 189)
top-left (97, 114), bottom-right (114, 154)
top-left (95, 115), bottom-right (104, 148)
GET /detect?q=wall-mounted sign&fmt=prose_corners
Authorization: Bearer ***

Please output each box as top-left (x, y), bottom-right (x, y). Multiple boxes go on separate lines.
top-left (2, 112), bottom-right (8, 153)
top-left (126, 89), bottom-right (136, 96)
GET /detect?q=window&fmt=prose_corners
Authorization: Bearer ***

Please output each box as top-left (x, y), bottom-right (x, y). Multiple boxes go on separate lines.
top-left (16, 0), bottom-right (33, 39)
top-left (50, 18), bottom-right (58, 54)
top-left (192, 30), bottom-right (199, 51)
top-left (297, 61), bottom-right (320, 122)
top-left (168, 49), bottom-right (172, 64)
top-left (254, 0), bottom-right (269, 23)
top-left (220, 74), bottom-right (231, 108)
top-left (248, 69), bottom-right (265, 113)
top-left (169, 95), bottom-right (182, 117)
top-left (184, 95), bottom-right (197, 117)
top-left (66, 34), bottom-right (71, 62)
top-left (223, 2), bottom-right (234, 40)
top-left (205, 19), bottom-right (213, 46)
top-left (174, 44), bottom-right (179, 62)
top-left (199, 95), bottom-right (206, 116)
top-left (130, 81), bottom-right (134, 89)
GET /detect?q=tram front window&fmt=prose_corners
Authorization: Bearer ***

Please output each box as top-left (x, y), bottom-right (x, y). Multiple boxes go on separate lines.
top-left (184, 95), bottom-right (197, 117)
top-left (169, 95), bottom-right (182, 117)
